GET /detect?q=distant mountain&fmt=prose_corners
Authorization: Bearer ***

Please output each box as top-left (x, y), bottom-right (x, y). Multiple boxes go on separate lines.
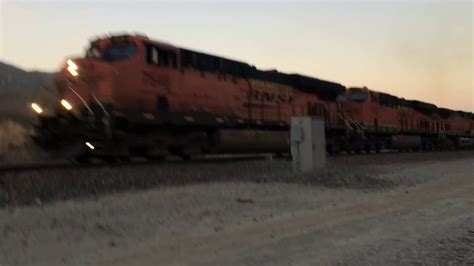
top-left (0, 61), bottom-right (54, 122)
top-left (0, 61), bottom-right (53, 98)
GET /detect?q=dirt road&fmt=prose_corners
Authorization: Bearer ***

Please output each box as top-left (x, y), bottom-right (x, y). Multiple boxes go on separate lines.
top-left (1, 152), bottom-right (473, 265)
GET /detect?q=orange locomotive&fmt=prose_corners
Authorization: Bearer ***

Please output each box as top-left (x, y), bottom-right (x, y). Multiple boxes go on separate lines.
top-left (32, 34), bottom-right (346, 160)
top-left (342, 87), bottom-right (474, 151)
top-left (31, 34), bottom-right (473, 160)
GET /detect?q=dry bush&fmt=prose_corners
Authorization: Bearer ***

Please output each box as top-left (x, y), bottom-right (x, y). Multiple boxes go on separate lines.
top-left (0, 120), bottom-right (33, 163)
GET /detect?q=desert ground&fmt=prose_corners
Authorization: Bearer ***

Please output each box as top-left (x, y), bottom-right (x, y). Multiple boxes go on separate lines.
top-left (0, 150), bottom-right (473, 266)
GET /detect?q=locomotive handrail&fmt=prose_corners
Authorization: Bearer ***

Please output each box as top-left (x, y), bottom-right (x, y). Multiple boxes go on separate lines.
top-left (90, 93), bottom-right (110, 117)
top-left (65, 78), bottom-right (95, 120)
top-left (91, 93), bottom-right (112, 139)
top-left (438, 123), bottom-right (447, 138)
top-left (337, 104), bottom-right (365, 134)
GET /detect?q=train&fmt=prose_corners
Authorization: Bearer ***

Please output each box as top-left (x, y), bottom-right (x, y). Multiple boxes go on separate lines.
top-left (30, 34), bottom-right (474, 161)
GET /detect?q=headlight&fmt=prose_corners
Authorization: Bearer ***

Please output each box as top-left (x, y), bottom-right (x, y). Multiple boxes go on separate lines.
top-left (85, 142), bottom-right (95, 150)
top-left (67, 59), bottom-right (79, 77)
top-left (31, 103), bottom-right (43, 114)
top-left (60, 99), bottom-right (73, 111)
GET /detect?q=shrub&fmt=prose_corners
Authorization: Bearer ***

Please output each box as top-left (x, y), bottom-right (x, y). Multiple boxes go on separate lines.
top-left (0, 120), bottom-right (32, 162)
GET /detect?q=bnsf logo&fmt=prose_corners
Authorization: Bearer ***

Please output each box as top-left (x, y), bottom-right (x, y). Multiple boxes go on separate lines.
top-left (247, 90), bottom-right (293, 105)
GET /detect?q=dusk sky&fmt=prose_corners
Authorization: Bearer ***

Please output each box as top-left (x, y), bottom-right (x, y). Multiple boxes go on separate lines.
top-left (1, 0), bottom-right (472, 111)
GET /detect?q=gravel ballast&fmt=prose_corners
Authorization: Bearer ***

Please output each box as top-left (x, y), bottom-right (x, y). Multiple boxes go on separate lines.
top-left (0, 156), bottom-right (398, 208)
top-left (3, 150), bottom-right (472, 208)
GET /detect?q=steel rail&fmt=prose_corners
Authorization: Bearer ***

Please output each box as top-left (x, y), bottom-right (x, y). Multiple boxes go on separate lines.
top-left (0, 154), bottom-right (272, 174)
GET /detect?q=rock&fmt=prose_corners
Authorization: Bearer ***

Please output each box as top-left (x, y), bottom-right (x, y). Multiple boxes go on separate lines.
top-left (50, 218), bottom-right (59, 229)
top-left (236, 198), bottom-right (255, 204)
top-left (35, 198), bottom-right (42, 206)
top-left (0, 188), bottom-right (9, 205)
top-left (95, 223), bottom-right (105, 231)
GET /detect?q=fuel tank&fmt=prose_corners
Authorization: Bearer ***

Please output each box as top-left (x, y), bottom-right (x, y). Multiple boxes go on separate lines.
top-left (391, 135), bottom-right (421, 148)
top-left (214, 129), bottom-right (289, 153)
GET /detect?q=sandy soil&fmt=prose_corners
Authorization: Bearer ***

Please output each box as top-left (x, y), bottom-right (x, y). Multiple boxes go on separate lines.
top-left (0, 152), bottom-right (473, 265)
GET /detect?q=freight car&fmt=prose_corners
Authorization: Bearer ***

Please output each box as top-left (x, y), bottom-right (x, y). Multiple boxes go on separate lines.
top-left (30, 34), bottom-right (474, 160)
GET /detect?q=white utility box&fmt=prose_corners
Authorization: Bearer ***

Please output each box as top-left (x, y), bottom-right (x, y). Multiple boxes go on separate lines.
top-left (290, 116), bottom-right (326, 173)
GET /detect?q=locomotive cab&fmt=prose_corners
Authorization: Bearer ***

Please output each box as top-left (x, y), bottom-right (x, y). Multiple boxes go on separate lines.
top-left (58, 36), bottom-right (142, 117)
top-left (346, 87), bottom-right (368, 103)
top-left (342, 87), bottom-right (369, 125)
top-left (29, 36), bottom-right (144, 121)
top-left (342, 87), bottom-right (401, 132)
top-left (31, 35), bottom-right (148, 155)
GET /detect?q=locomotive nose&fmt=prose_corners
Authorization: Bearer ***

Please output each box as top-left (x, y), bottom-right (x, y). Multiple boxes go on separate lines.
top-left (55, 58), bottom-right (113, 118)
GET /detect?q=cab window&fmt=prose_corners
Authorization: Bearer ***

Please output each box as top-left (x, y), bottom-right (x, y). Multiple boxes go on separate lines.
top-left (86, 43), bottom-right (137, 61)
top-left (103, 43), bottom-right (137, 61)
top-left (146, 45), bottom-right (177, 68)
top-left (347, 90), bottom-right (368, 103)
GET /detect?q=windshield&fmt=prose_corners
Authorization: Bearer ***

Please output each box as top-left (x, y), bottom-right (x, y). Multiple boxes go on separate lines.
top-left (347, 90), bottom-right (368, 103)
top-left (86, 43), bottom-right (137, 61)
top-left (103, 43), bottom-right (137, 61)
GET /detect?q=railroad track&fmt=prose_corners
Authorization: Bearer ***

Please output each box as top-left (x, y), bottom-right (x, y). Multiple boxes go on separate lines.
top-left (0, 154), bottom-right (274, 173)
top-left (0, 153), bottom-right (277, 208)
top-left (0, 148), bottom-right (465, 173)
top-left (2, 147), bottom-right (472, 173)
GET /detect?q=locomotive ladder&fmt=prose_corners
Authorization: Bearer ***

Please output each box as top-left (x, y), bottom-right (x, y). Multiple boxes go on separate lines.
top-left (438, 124), bottom-right (447, 138)
top-left (337, 103), bottom-right (365, 134)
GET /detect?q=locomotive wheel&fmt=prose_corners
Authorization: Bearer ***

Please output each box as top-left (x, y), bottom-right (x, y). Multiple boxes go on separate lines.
top-left (147, 155), bottom-right (167, 161)
top-left (374, 144), bottom-right (381, 153)
top-left (118, 156), bottom-right (132, 162)
top-left (175, 145), bottom-right (201, 161)
top-left (327, 145), bottom-right (336, 155)
top-left (102, 156), bottom-right (119, 164)
top-left (364, 143), bottom-right (373, 154)
top-left (74, 154), bottom-right (91, 164)
top-left (179, 153), bottom-right (192, 160)
top-left (343, 145), bottom-right (351, 154)
top-left (273, 152), bottom-right (288, 158)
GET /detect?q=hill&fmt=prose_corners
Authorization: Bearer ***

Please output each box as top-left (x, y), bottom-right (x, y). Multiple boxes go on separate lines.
top-left (0, 61), bottom-right (53, 122)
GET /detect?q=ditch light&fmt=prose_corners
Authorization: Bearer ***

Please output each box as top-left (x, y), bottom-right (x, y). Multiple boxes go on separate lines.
top-left (31, 103), bottom-right (43, 114)
top-left (85, 142), bottom-right (95, 150)
top-left (61, 99), bottom-right (73, 111)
